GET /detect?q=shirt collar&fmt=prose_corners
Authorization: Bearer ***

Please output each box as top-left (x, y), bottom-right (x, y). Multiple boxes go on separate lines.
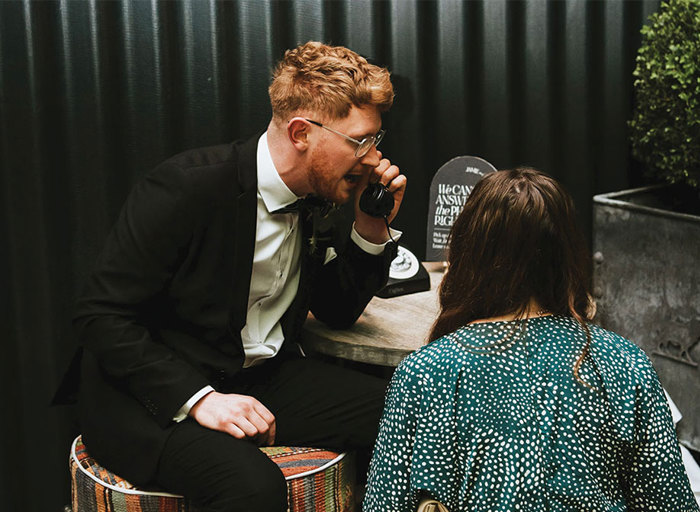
top-left (257, 132), bottom-right (300, 213)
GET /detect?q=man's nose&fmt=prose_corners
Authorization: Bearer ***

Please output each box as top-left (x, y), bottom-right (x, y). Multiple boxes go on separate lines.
top-left (359, 146), bottom-right (381, 167)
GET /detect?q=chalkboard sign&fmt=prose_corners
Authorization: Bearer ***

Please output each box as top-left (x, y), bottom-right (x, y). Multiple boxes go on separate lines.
top-left (425, 156), bottom-right (497, 261)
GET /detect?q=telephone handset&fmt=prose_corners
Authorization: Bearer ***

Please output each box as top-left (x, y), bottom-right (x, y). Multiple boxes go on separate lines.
top-left (359, 182), bottom-right (394, 218)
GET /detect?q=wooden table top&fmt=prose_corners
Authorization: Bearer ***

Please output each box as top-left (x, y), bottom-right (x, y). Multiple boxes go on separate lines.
top-left (302, 262), bottom-right (445, 367)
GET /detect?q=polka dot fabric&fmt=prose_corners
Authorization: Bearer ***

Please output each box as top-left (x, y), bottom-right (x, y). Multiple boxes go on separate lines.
top-left (363, 315), bottom-right (699, 512)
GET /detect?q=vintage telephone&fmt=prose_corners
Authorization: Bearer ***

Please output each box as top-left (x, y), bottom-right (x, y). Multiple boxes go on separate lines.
top-left (359, 182), bottom-right (431, 298)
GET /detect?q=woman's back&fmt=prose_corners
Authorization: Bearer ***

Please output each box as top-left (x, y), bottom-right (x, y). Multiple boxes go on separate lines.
top-left (364, 315), bottom-right (698, 512)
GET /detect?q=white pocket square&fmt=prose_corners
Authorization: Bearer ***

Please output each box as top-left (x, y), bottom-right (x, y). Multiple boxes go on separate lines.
top-left (323, 247), bottom-right (337, 265)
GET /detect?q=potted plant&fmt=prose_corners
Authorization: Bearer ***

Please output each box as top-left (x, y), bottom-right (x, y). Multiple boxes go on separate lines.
top-left (593, 0), bottom-right (700, 452)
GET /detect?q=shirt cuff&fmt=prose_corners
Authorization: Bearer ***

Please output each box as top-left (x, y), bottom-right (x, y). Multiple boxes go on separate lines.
top-left (350, 223), bottom-right (402, 255)
top-left (173, 385), bottom-right (215, 423)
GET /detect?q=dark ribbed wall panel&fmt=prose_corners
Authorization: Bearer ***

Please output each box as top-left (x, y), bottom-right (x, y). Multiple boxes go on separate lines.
top-left (0, 1), bottom-right (659, 509)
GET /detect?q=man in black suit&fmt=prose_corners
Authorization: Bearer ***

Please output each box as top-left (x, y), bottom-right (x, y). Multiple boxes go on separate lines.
top-left (70, 41), bottom-right (406, 511)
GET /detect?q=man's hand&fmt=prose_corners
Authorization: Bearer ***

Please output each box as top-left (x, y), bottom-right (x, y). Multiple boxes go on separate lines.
top-left (189, 391), bottom-right (276, 446)
top-left (354, 154), bottom-right (407, 244)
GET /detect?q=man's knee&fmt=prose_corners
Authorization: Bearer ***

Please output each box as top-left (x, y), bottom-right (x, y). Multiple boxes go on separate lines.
top-left (156, 422), bottom-right (288, 512)
top-left (204, 457), bottom-right (288, 512)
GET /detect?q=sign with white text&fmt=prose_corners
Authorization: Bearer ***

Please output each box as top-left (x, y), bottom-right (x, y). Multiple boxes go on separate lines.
top-left (425, 156), bottom-right (497, 261)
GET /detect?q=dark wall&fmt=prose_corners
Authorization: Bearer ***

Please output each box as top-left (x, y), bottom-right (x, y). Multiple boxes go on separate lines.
top-left (0, 0), bottom-right (658, 509)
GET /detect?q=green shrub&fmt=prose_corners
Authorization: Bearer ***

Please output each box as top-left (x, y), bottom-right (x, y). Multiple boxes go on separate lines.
top-left (629, 0), bottom-right (700, 191)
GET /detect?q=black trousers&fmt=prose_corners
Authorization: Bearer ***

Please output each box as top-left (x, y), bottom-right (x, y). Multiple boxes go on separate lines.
top-left (154, 354), bottom-right (389, 512)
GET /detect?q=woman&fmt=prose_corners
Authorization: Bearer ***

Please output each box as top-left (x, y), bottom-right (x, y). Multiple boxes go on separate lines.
top-left (363, 169), bottom-right (698, 511)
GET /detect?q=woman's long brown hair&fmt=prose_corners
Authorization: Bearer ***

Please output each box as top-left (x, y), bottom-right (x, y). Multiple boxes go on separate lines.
top-left (429, 168), bottom-right (594, 385)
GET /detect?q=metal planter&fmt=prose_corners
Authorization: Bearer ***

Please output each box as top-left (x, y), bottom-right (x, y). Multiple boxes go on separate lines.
top-left (593, 185), bottom-right (700, 451)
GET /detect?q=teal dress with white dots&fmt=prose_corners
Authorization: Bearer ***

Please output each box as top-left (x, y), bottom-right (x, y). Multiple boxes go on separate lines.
top-left (363, 315), bottom-right (699, 512)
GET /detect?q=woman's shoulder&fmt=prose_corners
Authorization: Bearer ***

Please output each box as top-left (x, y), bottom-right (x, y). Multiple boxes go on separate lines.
top-left (586, 321), bottom-right (653, 367)
top-left (537, 315), bottom-right (652, 366)
top-left (403, 331), bottom-right (465, 361)
top-left (395, 329), bottom-right (475, 380)
top-left (560, 318), bottom-right (660, 391)
top-left (386, 335), bottom-right (475, 405)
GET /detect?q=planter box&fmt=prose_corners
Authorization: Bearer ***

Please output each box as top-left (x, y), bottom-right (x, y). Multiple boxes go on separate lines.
top-left (593, 185), bottom-right (700, 451)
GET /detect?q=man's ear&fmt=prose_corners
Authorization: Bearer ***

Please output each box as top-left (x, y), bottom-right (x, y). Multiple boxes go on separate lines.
top-left (287, 117), bottom-right (310, 152)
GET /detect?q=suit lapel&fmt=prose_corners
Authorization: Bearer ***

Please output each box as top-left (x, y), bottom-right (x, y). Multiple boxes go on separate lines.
top-left (228, 134), bottom-right (260, 337)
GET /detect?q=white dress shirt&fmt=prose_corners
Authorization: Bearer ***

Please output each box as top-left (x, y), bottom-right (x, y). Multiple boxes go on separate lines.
top-left (174, 132), bottom-right (400, 420)
top-left (241, 132), bottom-right (304, 368)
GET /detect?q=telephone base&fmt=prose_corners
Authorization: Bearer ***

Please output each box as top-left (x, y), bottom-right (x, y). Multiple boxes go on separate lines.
top-left (376, 262), bottom-right (431, 298)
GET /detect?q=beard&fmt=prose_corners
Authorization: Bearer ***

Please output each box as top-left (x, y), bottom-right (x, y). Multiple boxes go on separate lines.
top-left (307, 149), bottom-right (358, 205)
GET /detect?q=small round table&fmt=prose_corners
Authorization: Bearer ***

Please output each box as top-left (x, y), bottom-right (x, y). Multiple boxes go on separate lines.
top-left (302, 262), bottom-right (445, 367)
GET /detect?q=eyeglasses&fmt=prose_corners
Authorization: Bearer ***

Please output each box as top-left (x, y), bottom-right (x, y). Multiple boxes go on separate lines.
top-left (305, 119), bottom-right (386, 158)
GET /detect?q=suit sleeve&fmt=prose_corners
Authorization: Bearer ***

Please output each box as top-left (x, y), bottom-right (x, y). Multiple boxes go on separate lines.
top-left (309, 232), bottom-right (396, 329)
top-left (74, 162), bottom-right (211, 428)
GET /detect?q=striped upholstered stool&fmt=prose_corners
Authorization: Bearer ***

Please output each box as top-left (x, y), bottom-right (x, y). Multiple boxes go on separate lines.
top-left (70, 435), bottom-right (355, 512)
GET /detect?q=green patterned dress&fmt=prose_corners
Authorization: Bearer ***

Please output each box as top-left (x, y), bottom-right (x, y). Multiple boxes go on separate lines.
top-left (363, 315), bottom-right (699, 512)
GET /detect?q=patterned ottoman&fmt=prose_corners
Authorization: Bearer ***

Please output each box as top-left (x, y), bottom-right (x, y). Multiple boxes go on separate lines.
top-left (70, 435), bottom-right (355, 512)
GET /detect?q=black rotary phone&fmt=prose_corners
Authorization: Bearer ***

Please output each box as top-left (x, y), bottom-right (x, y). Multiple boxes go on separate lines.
top-left (359, 182), bottom-right (431, 297)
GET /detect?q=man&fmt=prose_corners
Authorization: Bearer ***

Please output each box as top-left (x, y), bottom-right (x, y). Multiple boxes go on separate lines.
top-left (69, 41), bottom-right (406, 511)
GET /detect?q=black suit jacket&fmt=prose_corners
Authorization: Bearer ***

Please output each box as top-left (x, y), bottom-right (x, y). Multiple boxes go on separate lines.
top-left (71, 134), bottom-right (395, 483)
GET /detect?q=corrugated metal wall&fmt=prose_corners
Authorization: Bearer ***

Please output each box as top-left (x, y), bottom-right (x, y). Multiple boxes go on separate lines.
top-left (0, 1), bottom-right (659, 509)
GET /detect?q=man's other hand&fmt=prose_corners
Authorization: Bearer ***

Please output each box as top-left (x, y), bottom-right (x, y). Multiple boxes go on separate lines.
top-left (189, 391), bottom-right (276, 445)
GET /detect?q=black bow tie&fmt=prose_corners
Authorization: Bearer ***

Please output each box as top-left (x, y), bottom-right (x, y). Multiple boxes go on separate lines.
top-left (272, 195), bottom-right (333, 216)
